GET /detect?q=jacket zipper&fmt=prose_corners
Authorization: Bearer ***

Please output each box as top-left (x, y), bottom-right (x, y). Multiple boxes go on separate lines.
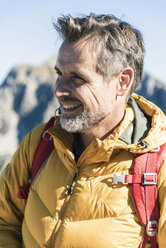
top-left (51, 170), bottom-right (78, 246)
top-left (68, 172), bottom-right (78, 195)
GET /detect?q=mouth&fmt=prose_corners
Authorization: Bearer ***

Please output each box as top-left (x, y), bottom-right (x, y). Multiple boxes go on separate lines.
top-left (59, 97), bottom-right (83, 116)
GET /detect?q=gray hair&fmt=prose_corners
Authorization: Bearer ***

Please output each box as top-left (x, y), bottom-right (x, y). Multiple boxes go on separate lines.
top-left (53, 13), bottom-right (145, 93)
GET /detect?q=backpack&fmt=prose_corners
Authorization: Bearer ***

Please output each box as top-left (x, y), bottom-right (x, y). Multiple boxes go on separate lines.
top-left (17, 116), bottom-right (55, 200)
top-left (113, 143), bottom-right (166, 248)
top-left (17, 117), bottom-right (166, 248)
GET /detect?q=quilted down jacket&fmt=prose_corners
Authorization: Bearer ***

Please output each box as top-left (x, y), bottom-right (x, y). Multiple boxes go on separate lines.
top-left (1, 93), bottom-right (166, 248)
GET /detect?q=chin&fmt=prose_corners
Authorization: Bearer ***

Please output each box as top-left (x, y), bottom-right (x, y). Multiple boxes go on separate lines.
top-left (60, 109), bottom-right (109, 133)
top-left (60, 117), bottom-right (86, 133)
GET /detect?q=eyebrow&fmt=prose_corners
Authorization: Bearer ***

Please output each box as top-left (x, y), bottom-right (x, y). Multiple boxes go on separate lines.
top-left (54, 66), bottom-right (88, 81)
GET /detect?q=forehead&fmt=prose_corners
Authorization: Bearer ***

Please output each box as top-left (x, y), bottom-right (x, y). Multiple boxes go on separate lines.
top-left (57, 39), bottom-right (99, 69)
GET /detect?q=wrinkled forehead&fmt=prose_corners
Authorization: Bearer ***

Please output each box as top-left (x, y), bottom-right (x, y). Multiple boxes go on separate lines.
top-left (57, 38), bottom-right (102, 68)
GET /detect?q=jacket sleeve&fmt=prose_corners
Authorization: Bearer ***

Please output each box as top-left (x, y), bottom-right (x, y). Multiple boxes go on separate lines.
top-left (157, 156), bottom-right (166, 248)
top-left (0, 124), bottom-right (45, 247)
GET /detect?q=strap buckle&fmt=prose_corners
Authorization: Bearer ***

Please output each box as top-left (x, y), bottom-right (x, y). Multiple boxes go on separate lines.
top-left (42, 131), bottom-right (52, 141)
top-left (146, 220), bottom-right (158, 237)
top-left (113, 173), bottom-right (128, 185)
top-left (142, 173), bottom-right (157, 185)
top-left (151, 147), bottom-right (160, 152)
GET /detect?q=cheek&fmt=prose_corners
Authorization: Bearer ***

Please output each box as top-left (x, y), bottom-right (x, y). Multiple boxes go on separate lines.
top-left (75, 84), bottom-right (111, 111)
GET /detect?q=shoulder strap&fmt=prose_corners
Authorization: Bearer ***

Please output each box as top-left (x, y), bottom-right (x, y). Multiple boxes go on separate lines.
top-left (131, 143), bottom-right (166, 248)
top-left (17, 117), bottom-right (55, 200)
top-left (31, 117), bottom-right (55, 183)
top-left (113, 143), bottom-right (166, 248)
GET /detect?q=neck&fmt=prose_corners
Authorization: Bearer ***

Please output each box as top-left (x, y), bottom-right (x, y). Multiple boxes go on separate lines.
top-left (78, 107), bottom-right (125, 151)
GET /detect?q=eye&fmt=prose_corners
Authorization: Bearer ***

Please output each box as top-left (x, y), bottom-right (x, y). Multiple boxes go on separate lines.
top-left (54, 66), bottom-right (62, 78)
top-left (71, 74), bottom-right (87, 85)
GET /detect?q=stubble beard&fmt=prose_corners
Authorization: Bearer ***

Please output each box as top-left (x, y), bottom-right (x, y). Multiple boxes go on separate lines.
top-left (60, 107), bottom-right (110, 133)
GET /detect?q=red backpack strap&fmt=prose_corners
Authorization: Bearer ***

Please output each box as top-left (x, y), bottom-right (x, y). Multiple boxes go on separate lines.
top-left (131, 143), bottom-right (166, 248)
top-left (31, 117), bottom-right (55, 183)
top-left (113, 143), bottom-right (166, 248)
top-left (17, 117), bottom-right (55, 200)
top-left (132, 151), bottom-right (158, 248)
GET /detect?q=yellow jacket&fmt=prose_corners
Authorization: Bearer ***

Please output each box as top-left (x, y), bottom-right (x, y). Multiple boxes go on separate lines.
top-left (1, 93), bottom-right (166, 248)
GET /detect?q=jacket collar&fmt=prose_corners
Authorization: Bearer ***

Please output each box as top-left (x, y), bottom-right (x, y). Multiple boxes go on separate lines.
top-left (48, 93), bottom-right (166, 164)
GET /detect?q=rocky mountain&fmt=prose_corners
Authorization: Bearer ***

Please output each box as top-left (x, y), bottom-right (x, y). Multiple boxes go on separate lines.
top-left (0, 57), bottom-right (166, 170)
top-left (136, 73), bottom-right (166, 113)
top-left (0, 57), bottom-right (59, 169)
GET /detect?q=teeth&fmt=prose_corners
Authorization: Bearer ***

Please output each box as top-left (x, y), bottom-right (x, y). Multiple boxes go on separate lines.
top-left (63, 103), bottom-right (81, 109)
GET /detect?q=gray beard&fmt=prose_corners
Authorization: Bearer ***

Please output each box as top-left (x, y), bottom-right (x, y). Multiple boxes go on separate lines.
top-left (60, 108), bottom-right (110, 133)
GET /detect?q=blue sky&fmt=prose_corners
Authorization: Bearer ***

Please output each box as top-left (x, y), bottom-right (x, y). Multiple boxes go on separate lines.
top-left (1, 0), bottom-right (166, 84)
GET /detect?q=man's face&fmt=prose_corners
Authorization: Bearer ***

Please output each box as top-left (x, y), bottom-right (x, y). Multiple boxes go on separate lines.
top-left (54, 39), bottom-right (119, 133)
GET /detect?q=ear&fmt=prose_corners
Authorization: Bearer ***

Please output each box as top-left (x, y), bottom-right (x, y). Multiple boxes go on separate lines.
top-left (116, 67), bottom-right (134, 96)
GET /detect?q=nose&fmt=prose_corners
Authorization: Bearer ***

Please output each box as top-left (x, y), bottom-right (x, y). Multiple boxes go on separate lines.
top-left (54, 78), bottom-right (70, 98)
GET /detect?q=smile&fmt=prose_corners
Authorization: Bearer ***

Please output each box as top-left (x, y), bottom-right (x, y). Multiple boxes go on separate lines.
top-left (63, 103), bottom-right (82, 110)
top-left (60, 102), bottom-right (83, 116)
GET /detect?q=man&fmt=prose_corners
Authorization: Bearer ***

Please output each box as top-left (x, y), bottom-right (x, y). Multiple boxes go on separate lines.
top-left (0, 13), bottom-right (166, 248)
